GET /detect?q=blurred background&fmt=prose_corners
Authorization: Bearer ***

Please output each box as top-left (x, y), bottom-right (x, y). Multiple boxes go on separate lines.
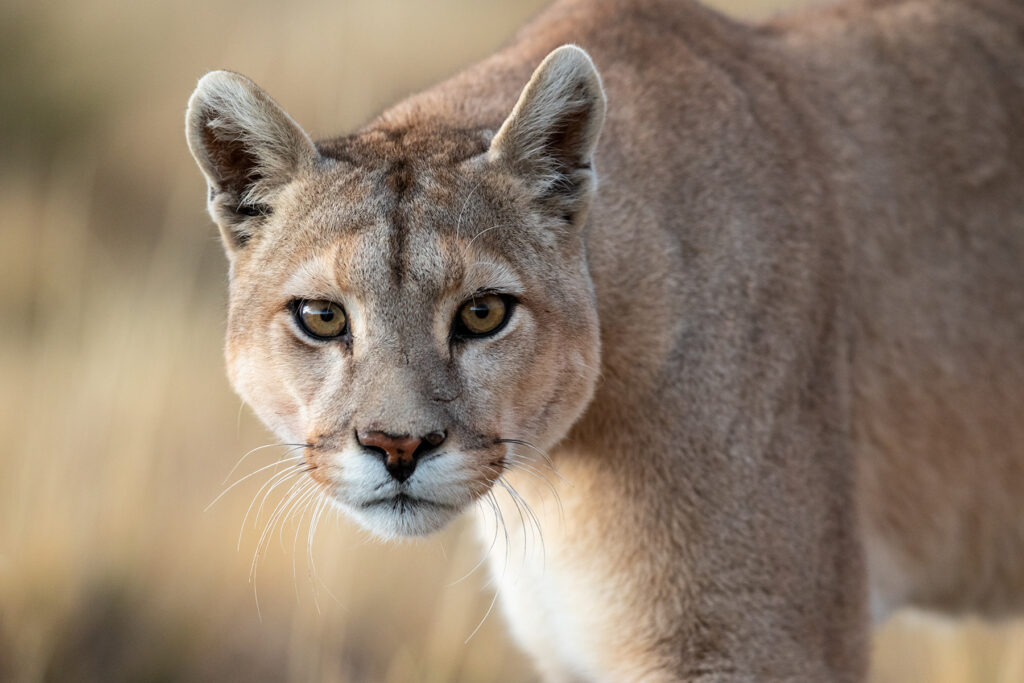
top-left (1, 0), bottom-right (1022, 680)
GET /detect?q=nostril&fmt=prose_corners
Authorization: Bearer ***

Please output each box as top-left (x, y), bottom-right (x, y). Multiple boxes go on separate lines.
top-left (424, 431), bottom-right (447, 448)
top-left (412, 430), bottom-right (447, 462)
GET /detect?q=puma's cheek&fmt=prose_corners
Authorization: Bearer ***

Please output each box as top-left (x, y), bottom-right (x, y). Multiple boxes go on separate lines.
top-left (226, 345), bottom-right (307, 442)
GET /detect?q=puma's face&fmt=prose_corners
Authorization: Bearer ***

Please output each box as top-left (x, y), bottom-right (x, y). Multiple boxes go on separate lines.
top-left (187, 47), bottom-right (606, 537)
top-left (222, 145), bottom-right (602, 537)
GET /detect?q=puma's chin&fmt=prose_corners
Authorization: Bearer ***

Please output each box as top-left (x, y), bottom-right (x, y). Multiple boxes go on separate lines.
top-left (342, 493), bottom-right (465, 539)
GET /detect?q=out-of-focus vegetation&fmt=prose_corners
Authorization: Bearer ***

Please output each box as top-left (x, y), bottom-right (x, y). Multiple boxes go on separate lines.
top-left (0, 0), bottom-right (1021, 680)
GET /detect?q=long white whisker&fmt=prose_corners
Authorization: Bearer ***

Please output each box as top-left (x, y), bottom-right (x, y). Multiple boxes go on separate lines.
top-left (236, 399), bottom-right (246, 437)
top-left (504, 453), bottom-right (562, 493)
top-left (252, 477), bottom-right (309, 581)
top-left (306, 495), bottom-right (330, 614)
top-left (449, 501), bottom-right (500, 587)
top-left (267, 479), bottom-right (313, 556)
top-left (504, 451), bottom-right (565, 525)
top-left (460, 223), bottom-right (506, 257)
top-left (206, 452), bottom-right (304, 512)
top-left (222, 442), bottom-right (309, 485)
top-left (490, 467), bottom-right (530, 567)
top-left (240, 466), bottom-right (304, 550)
top-left (282, 482), bottom-right (318, 552)
top-left (253, 464), bottom-right (309, 530)
top-left (289, 483), bottom-right (321, 599)
top-left (466, 489), bottom-right (508, 644)
top-left (500, 475), bottom-right (546, 572)
top-left (455, 177), bottom-right (484, 240)
top-left (500, 439), bottom-right (569, 484)
top-left (249, 476), bottom-right (310, 621)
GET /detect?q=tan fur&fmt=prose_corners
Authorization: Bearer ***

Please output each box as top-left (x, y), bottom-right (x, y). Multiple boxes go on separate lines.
top-left (186, 0), bottom-right (1024, 679)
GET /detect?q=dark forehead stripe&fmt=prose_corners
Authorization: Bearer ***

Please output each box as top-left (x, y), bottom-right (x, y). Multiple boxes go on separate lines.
top-left (386, 159), bottom-right (411, 285)
top-left (316, 124), bottom-right (490, 165)
top-left (317, 125), bottom-right (491, 285)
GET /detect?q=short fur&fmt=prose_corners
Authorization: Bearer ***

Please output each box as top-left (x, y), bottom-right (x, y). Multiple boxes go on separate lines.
top-left (185, 0), bottom-right (1024, 680)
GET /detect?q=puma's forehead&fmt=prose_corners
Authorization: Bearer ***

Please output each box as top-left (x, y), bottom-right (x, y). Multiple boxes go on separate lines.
top-left (318, 124), bottom-right (492, 167)
top-left (277, 220), bottom-right (523, 305)
top-left (240, 124), bottom-right (551, 298)
top-left (290, 125), bottom-right (496, 246)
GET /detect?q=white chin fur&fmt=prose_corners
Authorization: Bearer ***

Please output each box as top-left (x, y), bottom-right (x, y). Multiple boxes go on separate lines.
top-left (342, 496), bottom-right (462, 539)
top-left (328, 448), bottom-right (480, 539)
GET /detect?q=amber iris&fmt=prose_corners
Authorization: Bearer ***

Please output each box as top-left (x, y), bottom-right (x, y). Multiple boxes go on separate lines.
top-left (457, 294), bottom-right (509, 336)
top-left (296, 299), bottom-right (347, 339)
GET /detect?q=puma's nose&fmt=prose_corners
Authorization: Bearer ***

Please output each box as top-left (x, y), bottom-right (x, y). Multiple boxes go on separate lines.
top-left (356, 429), bottom-right (447, 482)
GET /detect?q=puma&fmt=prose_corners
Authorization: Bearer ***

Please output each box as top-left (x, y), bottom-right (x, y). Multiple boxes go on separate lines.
top-left (185, 0), bottom-right (1024, 679)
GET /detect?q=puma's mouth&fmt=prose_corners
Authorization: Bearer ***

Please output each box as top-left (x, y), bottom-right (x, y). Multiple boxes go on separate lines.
top-left (344, 487), bottom-right (469, 538)
top-left (320, 443), bottom-right (503, 538)
top-left (360, 493), bottom-right (459, 512)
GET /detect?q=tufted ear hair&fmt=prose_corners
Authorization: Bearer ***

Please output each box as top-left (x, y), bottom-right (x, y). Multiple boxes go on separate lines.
top-left (185, 71), bottom-right (318, 252)
top-left (488, 45), bottom-right (606, 226)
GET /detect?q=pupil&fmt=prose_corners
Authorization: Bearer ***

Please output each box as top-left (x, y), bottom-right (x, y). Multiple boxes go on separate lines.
top-left (472, 304), bottom-right (489, 319)
top-left (319, 309), bottom-right (334, 322)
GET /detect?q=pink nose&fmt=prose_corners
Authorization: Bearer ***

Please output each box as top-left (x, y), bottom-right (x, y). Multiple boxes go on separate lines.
top-left (357, 431), bottom-right (422, 464)
top-left (356, 430), bottom-right (447, 482)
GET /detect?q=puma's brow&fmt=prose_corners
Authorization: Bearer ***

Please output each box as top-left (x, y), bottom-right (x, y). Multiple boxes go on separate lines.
top-left (281, 251), bottom-right (350, 301)
top-left (457, 258), bottom-right (523, 296)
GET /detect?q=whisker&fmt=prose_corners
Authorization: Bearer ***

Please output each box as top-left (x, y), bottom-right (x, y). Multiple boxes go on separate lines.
top-left (454, 177), bottom-right (484, 240)
top-left (289, 484), bottom-right (322, 599)
top-left (448, 500), bottom-right (500, 587)
top-left (464, 572), bottom-right (503, 645)
top-left (496, 438), bottom-right (568, 484)
top-left (269, 478), bottom-right (315, 555)
top-left (251, 477), bottom-right (310, 582)
top-left (504, 453), bottom-right (561, 491)
top-left (222, 442), bottom-right (310, 485)
top-left (503, 452), bottom-right (565, 525)
top-left (248, 475), bottom-right (310, 620)
top-left (499, 475), bottom-right (547, 572)
top-left (286, 483), bottom-right (320, 553)
top-left (206, 451), bottom-right (305, 512)
top-left (282, 480), bottom-right (319, 550)
top-left (236, 399), bottom-right (246, 438)
top-left (460, 223), bottom-right (506, 258)
top-left (307, 495), bottom-right (344, 614)
top-left (491, 489), bottom-right (511, 586)
top-left (252, 460), bottom-right (318, 529)
top-left (494, 476), bottom-right (530, 568)
top-left (239, 465), bottom-right (304, 550)
top-left (465, 490), bottom-right (508, 644)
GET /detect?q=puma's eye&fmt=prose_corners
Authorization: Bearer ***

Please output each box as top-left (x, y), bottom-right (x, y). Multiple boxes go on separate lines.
top-left (294, 299), bottom-right (348, 340)
top-left (455, 294), bottom-right (512, 338)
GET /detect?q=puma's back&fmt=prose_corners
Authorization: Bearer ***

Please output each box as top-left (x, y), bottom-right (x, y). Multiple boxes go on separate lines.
top-left (794, 0), bottom-right (1024, 617)
top-left (186, 0), bottom-right (1024, 679)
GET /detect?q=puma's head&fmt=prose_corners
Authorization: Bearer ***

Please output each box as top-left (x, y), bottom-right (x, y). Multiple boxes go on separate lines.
top-left (186, 46), bottom-right (605, 537)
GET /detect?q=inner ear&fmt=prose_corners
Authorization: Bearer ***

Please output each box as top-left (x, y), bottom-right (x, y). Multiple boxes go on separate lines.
top-left (196, 114), bottom-right (272, 213)
top-left (537, 83), bottom-right (598, 175)
top-left (185, 70), bottom-right (318, 251)
top-left (488, 45), bottom-right (606, 224)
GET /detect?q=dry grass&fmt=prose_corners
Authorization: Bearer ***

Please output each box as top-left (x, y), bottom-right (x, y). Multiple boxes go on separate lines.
top-left (0, 0), bottom-right (1021, 680)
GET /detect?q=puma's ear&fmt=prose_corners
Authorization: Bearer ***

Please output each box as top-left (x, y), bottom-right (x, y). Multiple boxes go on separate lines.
top-left (185, 71), bottom-right (318, 252)
top-left (488, 45), bottom-right (606, 225)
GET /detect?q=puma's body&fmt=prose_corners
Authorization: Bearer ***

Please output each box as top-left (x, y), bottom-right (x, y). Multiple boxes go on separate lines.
top-left (186, 0), bottom-right (1024, 680)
